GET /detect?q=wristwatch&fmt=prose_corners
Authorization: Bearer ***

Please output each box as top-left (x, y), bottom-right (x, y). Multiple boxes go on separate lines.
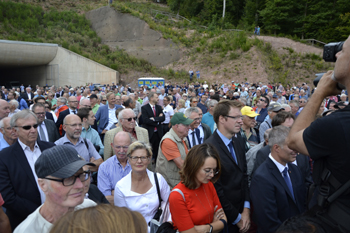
top-left (207, 224), bottom-right (213, 233)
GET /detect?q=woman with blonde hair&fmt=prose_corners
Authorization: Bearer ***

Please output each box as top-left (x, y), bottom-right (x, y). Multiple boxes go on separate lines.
top-left (175, 99), bottom-right (186, 113)
top-left (114, 141), bottom-right (171, 231)
top-left (169, 143), bottom-right (227, 233)
top-left (49, 204), bottom-right (147, 233)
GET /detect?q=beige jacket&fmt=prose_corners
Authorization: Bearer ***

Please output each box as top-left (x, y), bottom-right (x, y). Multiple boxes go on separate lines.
top-left (103, 126), bottom-right (149, 160)
top-left (156, 128), bottom-right (189, 189)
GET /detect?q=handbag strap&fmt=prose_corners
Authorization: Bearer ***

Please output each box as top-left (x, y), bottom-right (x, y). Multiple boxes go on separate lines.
top-left (154, 172), bottom-right (163, 209)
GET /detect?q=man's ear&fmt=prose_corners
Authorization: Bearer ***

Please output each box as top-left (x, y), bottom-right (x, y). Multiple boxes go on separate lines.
top-left (38, 178), bottom-right (49, 192)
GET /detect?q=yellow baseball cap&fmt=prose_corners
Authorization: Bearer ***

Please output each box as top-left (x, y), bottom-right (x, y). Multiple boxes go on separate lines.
top-left (241, 106), bottom-right (259, 117)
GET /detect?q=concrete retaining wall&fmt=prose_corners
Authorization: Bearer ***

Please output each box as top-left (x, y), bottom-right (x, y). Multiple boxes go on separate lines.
top-left (86, 6), bottom-right (181, 67)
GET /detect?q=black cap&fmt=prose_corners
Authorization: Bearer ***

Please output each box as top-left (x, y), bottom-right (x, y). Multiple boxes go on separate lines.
top-left (35, 145), bottom-right (95, 179)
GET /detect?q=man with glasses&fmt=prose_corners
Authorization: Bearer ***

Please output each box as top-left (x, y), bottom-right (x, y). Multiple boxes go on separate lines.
top-left (205, 100), bottom-right (251, 233)
top-left (55, 96), bottom-right (79, 136)
top-left (98, 131), bottom-right (132, 204)
top-left (0, 117), bottom-right (17, 151)
top-left (33, 103), bottom-right (60, 143)
top-left (255, 96), bottom-right (269, 126)
top-left (79, 98), bottom-right (91, 109)
top-left (185, 107), bottom-right (211, 149)
top-left (55, 115), bottom-right (102, 172)
top-left (103, 109), bottom-right (149, 160)
top-left (156, 112), bottom-right (193, 189)
top-left (78, 108), bottom-right (104, 157)
top-left (14, 145), bottom-right (96, 233)
top-left (0, 109), bottom-right (55, 229)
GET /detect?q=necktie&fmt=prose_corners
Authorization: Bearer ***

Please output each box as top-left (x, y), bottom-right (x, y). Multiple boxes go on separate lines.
top-left (39, 125), bottom-right (47, 142)
top-left (152, 106), bottom-right (157, 131)
top-left (282, 167), bottom-right (295, 200)
top-left (191, 131), bottom-right (196, 147)
top-left (228, 141), bottom-right (237, 164)
top-left (72, 110), bottom-right (76, 114)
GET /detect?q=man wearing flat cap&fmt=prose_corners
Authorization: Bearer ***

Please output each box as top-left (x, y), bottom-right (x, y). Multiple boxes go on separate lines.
top-left (258, 102), bottom-right (284, 142)
top-left (14, 145), bottom-right (96, 233)
top-left (156, 112), bottom-right (193, 189)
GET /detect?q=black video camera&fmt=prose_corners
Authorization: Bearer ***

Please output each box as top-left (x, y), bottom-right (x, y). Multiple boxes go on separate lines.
top-left (314, 41), bottom-right (345, 90)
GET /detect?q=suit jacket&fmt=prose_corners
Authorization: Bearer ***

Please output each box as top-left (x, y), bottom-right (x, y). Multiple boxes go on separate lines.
top-left (141, 104), bottom-right (165, 139)
top-left (0, 140), bottom-right (55, 229)
top-left (45, 111), bottom-right (54, 121)
top-left (201, 123), bottom-right (212, 141)
top-left (251, 158), bottom-right (306, 233)
top-left (95, 104), bottom-right (123, 134)
top-left (253, 145), bottom-right (313, 188)
top-left (103, 126), bottom-right (149, 160)
top-left (37, 119), bottom-right (60, 143)
top-left (21, 92), bottom-right (34, 104)
top-left (205, 130), bottom-right (249, 232)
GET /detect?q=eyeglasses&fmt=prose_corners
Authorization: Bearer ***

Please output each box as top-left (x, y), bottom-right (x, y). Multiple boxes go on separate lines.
top-left (128, 156), bottom-right (150, 162)
top-left (1, 127), bottom-right (12, 130)
top-left (299, 101), bottom-right (304, 103)
top-left (102, 99), bottom-right (107, 102)
top-left (34, 112), bottom-right (45, 116)
top-left (192, 117), bottom-right (201, 121)
top-left (203, 168), bottom-right (220, 176)
top-left (65, 123), bottom-right (83, 128)
top-left (123, 117), bottom-right (137, 122)
top-left (16, 124), bottom-right (39, 130)
top-left (114, 145), bottom-right (129, 150)
top-left (259, 98), bottom-right (266, 102)
top-left (225, 115), bottom-right (243, 120)
top-left (192, 101), bottom-right (198, 103)
top-left (44, 170), bottom-right (91, 186)
top-left (69, 101), bottom-right (78, 103)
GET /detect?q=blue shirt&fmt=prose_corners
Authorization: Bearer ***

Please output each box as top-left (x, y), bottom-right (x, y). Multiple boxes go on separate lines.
top-left (0, 137), bottom-right (10, 151)
top-left (97, 156), bottom-right (131, 196)
top-left (81, 126), bottom-right (104, 156)
top-left (202, 112), bottom-right (214, 132)
top-left (216, 129), bottom-right (250, 225)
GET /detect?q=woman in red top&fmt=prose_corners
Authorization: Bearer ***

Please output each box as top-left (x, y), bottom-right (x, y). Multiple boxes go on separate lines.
top-left (169, 143), bottom-right (227, 233)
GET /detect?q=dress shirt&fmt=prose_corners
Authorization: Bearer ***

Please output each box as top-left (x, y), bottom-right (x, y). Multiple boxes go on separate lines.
top-left (107, 106), bottom-right (118, 130)
top-left (18, 139), bottom-right (46, 203)
top-left (38, 122), bottom-right (49, 142)
top-left (188, 128), bottom-right (199, 147)
top-left (97, 156), bottom-right (131, 196)
top-left (269, 154), bottom-right (291, 179)
top-left (27, 93), bottom-right (32, 100)
top-left (69, 108), bottom-right (77, 114)
top-left (0, 137), bottom-right (10, 151)
top-left (55, 136), bottom-right (101, 162)
top-left (81, 126), bottom-right (104, 156)
top-left (216, 129), bottom-right (250, 225)
top-left (163, 104), bottom-right (174, 124)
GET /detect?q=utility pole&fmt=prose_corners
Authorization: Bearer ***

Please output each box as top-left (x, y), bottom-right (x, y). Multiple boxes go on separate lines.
top-left (223, 0), bottom-right (226, 18)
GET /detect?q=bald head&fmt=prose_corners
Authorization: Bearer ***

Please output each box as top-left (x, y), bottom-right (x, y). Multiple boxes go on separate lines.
top-left (80, 98), bottom-right (91, 109)
top-left (112, 131), bottom-right (132, 162)
top-left (0, 99), bottom-right (10, 120)
top-left (63, 114), bottom-right (82, 140)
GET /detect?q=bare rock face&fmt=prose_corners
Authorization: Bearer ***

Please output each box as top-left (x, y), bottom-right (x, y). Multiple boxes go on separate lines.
top-left (86, 6), bottom-right (182, 67)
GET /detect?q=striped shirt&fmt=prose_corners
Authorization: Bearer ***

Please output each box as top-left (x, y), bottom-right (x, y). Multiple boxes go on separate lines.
top-left (97, 156), bottom-right (131, 196)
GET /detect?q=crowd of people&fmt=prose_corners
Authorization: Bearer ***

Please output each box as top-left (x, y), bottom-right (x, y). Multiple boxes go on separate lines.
top-left (0, 42), bottom-right (350, 232)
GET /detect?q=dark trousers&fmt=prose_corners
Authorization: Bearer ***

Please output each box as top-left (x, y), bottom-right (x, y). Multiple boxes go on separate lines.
top-left (150, 132), bottom-right (161, 162)
top-left (162, 124), bottom-right (170, 135)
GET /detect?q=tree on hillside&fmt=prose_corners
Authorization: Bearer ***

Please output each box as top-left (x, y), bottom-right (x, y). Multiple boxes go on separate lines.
top-left (243, 0), bottom-right (267, 29)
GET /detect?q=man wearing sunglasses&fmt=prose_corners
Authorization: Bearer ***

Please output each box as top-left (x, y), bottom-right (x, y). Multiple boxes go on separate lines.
top-left (103, 109), bottom-right (149, 160)
top-left (14, 145), bottom-right (96, 233)
top-left (0, 109), bottom-right (55, 229)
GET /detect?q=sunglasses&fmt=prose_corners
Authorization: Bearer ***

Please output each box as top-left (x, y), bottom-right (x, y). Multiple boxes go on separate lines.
top-left (16, 124), bottom-right (39, 130)
top-left (259, 98), bottom-right (266, 102)
top-left (123, 117), bottom-right (137, 122)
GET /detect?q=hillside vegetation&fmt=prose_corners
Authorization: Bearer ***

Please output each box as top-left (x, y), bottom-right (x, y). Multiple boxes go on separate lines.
top-left (0, 0), bottom-right (335, 85)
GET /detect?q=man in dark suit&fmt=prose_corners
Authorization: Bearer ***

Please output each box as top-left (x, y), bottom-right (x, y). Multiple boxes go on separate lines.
top-left (0, 109), bottom-right (55, 229)
top-left (21, 87), bottom-right (34, 105)
top-left (205, 100), bottom-right (250, 233)
top-left (55, 96), bottom-right (79, 136)
top-left (185, 107), bottom-right (212, 148)
top-left (141, 92), bottom-right (165, 161)
top-left (251, 126), bottom-right (306, 233)
top-left (252, 111), bottom-right (312, 187)
top-left (32, 103), bottom-right (60, 143)
top-left (95, 92), bottom-right (123, 137)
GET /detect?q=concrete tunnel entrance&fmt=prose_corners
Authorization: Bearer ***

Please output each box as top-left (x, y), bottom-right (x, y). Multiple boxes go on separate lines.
top-left (0, 39), bottom-right (119, 88)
